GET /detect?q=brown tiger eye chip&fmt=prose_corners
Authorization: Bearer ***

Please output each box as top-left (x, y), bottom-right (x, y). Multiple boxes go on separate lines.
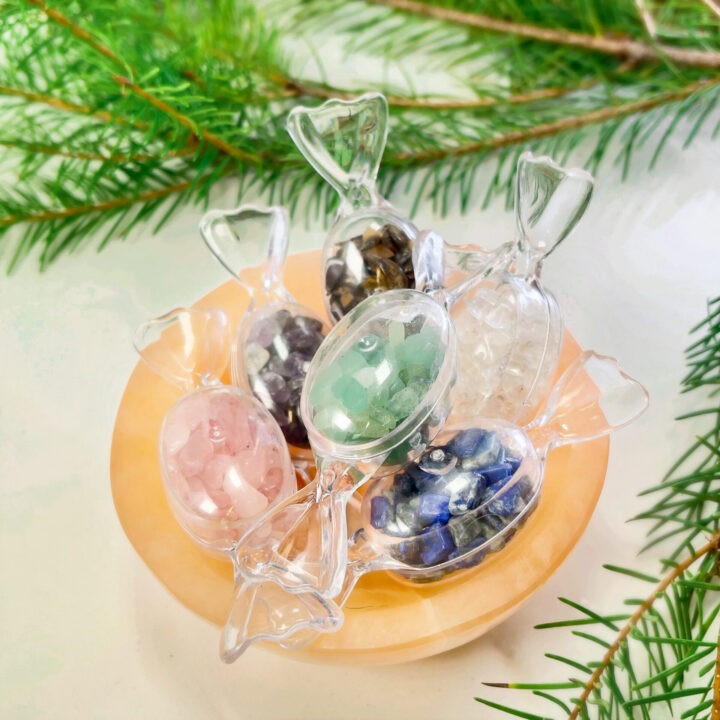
top-left (326, 223), bottom-right (415, 322)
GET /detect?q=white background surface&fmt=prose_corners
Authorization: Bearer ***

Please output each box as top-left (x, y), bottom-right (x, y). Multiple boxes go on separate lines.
top-left (1, 121), bottom-right (719, 719)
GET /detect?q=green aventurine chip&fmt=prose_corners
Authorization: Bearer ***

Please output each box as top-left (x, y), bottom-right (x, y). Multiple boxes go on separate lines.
top-left (310, 321), bottom-right (443, 444)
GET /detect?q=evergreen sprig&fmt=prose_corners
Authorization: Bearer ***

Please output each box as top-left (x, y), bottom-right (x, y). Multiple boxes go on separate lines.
top-left (476, 296), bottom-right (720, 720)
top-left (1, 0), bottom-right (719, 270)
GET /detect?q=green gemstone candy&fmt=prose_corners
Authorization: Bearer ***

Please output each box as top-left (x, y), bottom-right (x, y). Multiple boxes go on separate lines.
top-left (310, 323), bottom-right (444, 444)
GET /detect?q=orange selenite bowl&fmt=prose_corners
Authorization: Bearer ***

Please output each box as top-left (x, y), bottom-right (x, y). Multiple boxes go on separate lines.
top-left (110, 249), bottom-right (608, 665)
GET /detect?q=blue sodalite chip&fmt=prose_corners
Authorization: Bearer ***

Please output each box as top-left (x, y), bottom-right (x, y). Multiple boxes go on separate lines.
top-left (447, 472), bottom-right (485, 515)
top-left (406, 462), bottom-right (438, 491)
top-left (459, 431), bottom-right (503, 470)
top-left (507, 456), bottom-right (522, 474)
top-left (480, 462), bottom-right (514, 484)
top-left (395, 497), bottom-right (422, 534)
top-left (448, 535), bottom-right (490, 569)
top-left (447, 428), bottom-right (488, 458)
top-left (418, 493), bottom-right (451, 526)
top-left (419, 524), bottom-right (455, 566)
top-left (370, 495), bottom-right (393, 529)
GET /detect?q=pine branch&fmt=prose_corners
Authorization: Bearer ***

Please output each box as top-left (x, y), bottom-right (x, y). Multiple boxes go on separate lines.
top-left (390, 78), bottom-right (720, 164)
top-left (476, 297), bottom-right (720, 719)
top-left (365, 0), bottom-right (720, 69)
top-left (568, 534), bottom-right (720, 719)
top-left (0, 177), bottom-right (195, 228)
top-left (1, 0), bottom-right (719, 270)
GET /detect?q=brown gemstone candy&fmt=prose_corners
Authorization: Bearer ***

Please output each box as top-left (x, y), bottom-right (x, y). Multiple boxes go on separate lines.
top-left (326, 223), bottom-right (415, 322)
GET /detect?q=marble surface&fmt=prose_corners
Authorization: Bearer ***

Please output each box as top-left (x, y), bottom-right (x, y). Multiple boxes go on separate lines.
top-left (1, 124), bottom-right (718, 719)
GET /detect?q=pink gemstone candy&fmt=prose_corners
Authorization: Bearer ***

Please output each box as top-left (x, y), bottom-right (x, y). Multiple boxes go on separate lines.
top-left (160, 386), bottom-right (296, 550)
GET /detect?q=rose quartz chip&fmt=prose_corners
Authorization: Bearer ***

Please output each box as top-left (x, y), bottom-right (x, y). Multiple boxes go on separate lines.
top-left (160, 386), bottom-right (296, 551)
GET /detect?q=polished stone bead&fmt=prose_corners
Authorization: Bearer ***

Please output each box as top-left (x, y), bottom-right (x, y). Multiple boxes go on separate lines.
top-left (418, 493), bottom-right (450, 526)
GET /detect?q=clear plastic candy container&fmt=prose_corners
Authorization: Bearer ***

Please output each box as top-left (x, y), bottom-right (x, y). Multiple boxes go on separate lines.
top-left (417, 153), bottom-right (595, 425)
top-left (287, 93), bottom-right (418, 323)
top-left (199, 205), bottom-right (329, 451)
top-left (134, 307), bottom-right (297, 554)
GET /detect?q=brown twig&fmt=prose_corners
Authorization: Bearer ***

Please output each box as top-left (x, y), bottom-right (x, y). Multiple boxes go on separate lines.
top-left (277, 73), bottom-right (591, 110)
top-left (568, 531), bottom-right (720, 720)
top-left (0, 178), bottom-right (197, 228)
top-left (388, 77), bottom-right (720, 165)
top-left (367, 0), bottom-right (720, 69)
top-left (700, 0), bottom-right (720, 20)
top-left (0, 85), bottom-right (140, 128)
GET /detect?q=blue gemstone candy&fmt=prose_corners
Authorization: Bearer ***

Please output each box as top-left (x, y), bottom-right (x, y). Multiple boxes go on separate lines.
top-left (448, 428), bottom-right (488, 458)
top-left (418, 493), bottom-right (451, 526)
top-left (370, 495), bottom-right (393, 529)
top-left (419, 524), bottom-right (456, 566)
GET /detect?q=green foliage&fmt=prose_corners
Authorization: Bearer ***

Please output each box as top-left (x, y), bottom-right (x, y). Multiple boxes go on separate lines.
top-left (0, 0), bottom-right (719, 270)
top-left (476, 296), bottom-right (720, 720)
